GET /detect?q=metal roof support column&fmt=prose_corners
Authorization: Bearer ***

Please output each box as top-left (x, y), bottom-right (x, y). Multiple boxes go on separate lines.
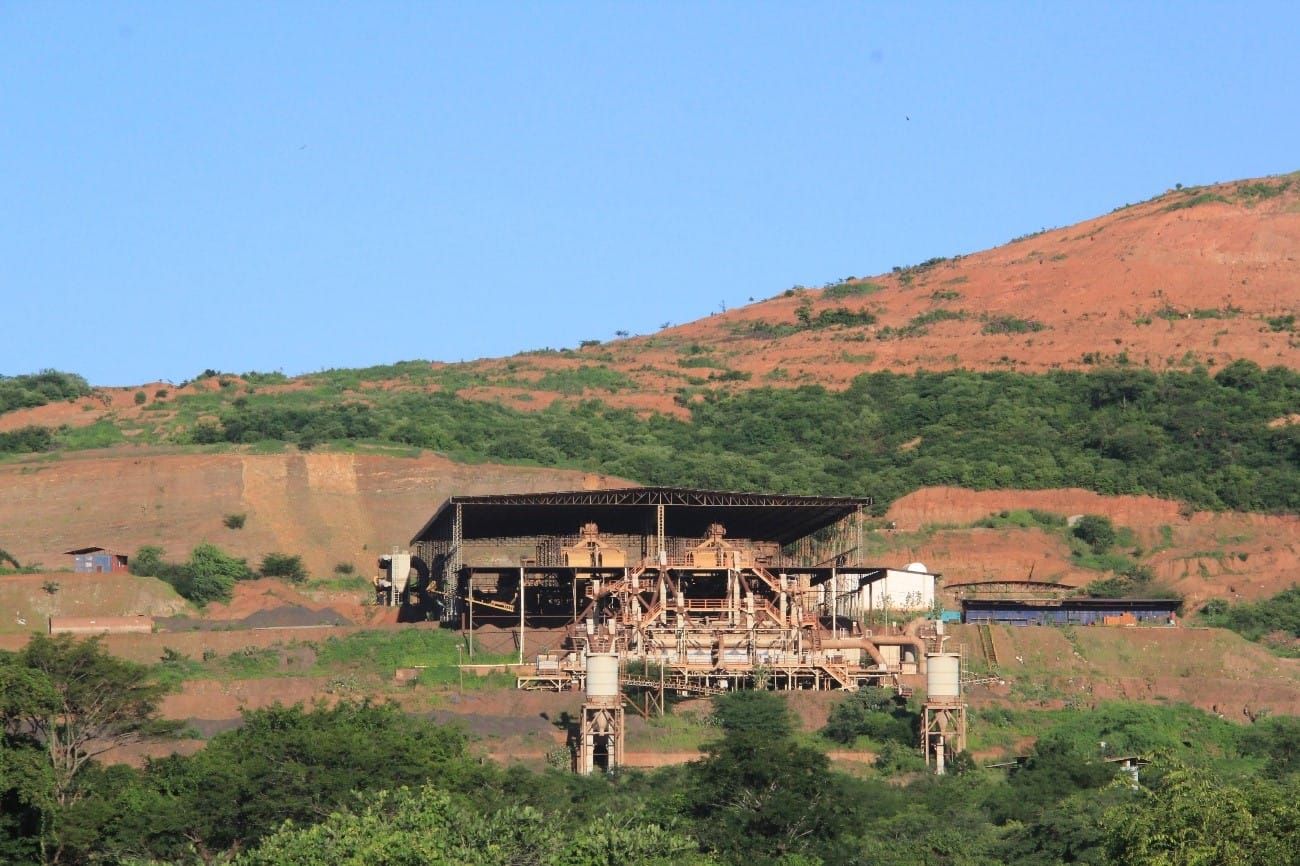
top-left (855, 507), bottom-right (865, 568)
top-left (451, 503), bottom-right (463, 575)
top-left (656, 504), bottom-right (665, 562)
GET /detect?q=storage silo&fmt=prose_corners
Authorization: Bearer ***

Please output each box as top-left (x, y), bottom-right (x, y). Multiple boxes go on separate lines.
top-left (585, 653), bottom-right (620, 699)
top-left (926, 652), bottom-right (961, 700)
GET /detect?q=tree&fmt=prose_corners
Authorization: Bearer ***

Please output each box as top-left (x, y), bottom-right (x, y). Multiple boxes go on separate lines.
top-left (5, 636), bottom-right (173, 809)
top-left (153, 701), bottom-right (487, 854)
top-left (237, 785), bottom-right (715, 866)
top-left (179, 543), bottom-right (251, 604)
top-left (1103, 767), bottom-right (1281, 866)
top-left (1073, 514), bottom-right (1116, 552)
top-left (822, 687), bottom-right (916, 746)
top-left (688, 692), bottom-right (851, 864)
top-left (129, 545), bottom-right (165, 577)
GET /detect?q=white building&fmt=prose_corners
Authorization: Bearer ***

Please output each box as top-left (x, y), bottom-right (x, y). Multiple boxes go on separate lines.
top-left (850, 562), bottom-right (938, 613)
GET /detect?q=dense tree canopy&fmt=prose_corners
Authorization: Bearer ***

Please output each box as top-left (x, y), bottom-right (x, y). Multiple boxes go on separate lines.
top-left (161, 363), bottom-right (1300, 514)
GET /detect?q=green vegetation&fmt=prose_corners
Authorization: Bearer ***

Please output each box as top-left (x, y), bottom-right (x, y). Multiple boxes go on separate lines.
top-left (969, 510), bottom-right (1167, 598)
top-left (259, 552), bottom-right (307, 583)
top-left (10, 361), bottom-right (1300, 516)
top-left (0, 546), bottom-right (38, 575)
top-left (6, 647), bottom-right (1300, 866)
top-left (534, 365), bottom-right (633, 394)
top-left (169, 629), bottom-right (514, 686)
top-left (0, 426), bottom-right (55, 454)
top-left (794, 301), bottom-right (878, 330)
top-left (0, 370), bottom-right (91, 415)
top-left (1265, 314), bottom-right (1296, 332)
top-left (222, 512), bottom-right (247, 529)
top-left (130, 544), bottom-right (254, 605)
top-left (1073, 514), bottom-right (1116, 552)
top-left (981, 314), bottom-right (1047, 335)
top-left (1153, 304), bottom-right (1243, 321)
top-left (1237, 179), bottom-right (1292, 201)
top-left (973, 508), bottom-right (1067, 531)
top-left (1201, 586), bottom-right (1300, 655)
top-left (877, 308), bottom-right (966, 340)
top-left (1165, 191), bottom-right (1230, 211)
top-left (891, 256), bottom-right (953, 286)
top-left (822, 279), bottom-right (883, 299)
top-left (821, 686), bottom-right (918, 748)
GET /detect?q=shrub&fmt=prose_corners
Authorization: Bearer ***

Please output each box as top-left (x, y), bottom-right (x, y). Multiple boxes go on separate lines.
top-left (822, 687), bottom-right (916, 745)
top-left (133, 391), bottom-right (147, 405)
top-left (1073, 515), bottom-right (1116, 553)
top-left (182, 544), bottom-right (252, 603)
top-left (130, 545), bottom-right (166, 577)
top-left (809, 306), bottom-right (878, 329)
top-left (1201, 586), bottom-right (1300, 647)
top-left (0, 369), bottom-right (92, 414)
top-left (223, 513), bottom-right (247, 530)
top-left (823, 280), bottom-right (883, 299)
top-left (260, 552), bottom-right (308, 583)
top-left (131, 543), bottom-right (249, 604)
top-left (0, 425), bottom-right (56, 454)
top-left (982, 315), bottom-right (1046, 335)
top-left (333, 561), bottom-right (356, 575)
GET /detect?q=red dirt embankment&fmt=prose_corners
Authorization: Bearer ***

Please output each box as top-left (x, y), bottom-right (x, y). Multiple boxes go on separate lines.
top-left (952, 623), bottom-right (1300, 719)
top-left (0, 448), bottom-right (623, 578)
top-left (884, 487), bottom-right (1299, 606)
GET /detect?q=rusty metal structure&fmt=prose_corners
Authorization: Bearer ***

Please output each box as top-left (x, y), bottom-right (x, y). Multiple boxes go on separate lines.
top-left (409, 487), bottom-right (930, 692)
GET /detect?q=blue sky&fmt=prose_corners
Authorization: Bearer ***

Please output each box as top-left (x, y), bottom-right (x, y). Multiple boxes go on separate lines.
top-left (2, 2), bottom-right (1297, 386)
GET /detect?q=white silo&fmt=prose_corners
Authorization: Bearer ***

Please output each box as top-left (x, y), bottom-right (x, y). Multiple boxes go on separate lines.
top-left (926, 652), bottom-right (961, 700)
top-left (585, 653), bottom-right (620, 699)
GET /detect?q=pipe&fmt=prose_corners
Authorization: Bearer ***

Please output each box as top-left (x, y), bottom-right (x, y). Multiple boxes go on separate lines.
top-left (876, 635), bottom-right (928, 674)
top-left (821, 637), bottom-right (888, 669)
top-left (821, 635), bottom-right (928, 673)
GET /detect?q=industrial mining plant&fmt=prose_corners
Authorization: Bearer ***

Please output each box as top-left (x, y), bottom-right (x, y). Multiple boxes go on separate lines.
top-left (379, 486), bottom-right (968, 773)
top-left (399, 488), bottom-right (940, 688)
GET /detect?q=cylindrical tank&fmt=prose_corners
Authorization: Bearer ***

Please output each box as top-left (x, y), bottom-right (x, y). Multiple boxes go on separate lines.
top-left (926, 652), bottom-right (961, 699)
top-left (586, 653), bottom-right (620, 698)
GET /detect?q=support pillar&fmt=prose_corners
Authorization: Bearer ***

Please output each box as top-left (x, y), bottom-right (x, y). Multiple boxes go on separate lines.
top-left (922, 702), bottom-right (967, 774)
top-left (577, 698), bottom-right (625, 775)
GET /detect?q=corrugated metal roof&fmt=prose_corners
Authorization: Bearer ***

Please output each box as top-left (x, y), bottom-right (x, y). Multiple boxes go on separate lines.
top-left (411, 486), bottom-right (870, 546)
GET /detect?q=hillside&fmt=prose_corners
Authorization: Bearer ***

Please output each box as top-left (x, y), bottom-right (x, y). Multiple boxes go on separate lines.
top-left (459, 171), bottom-right (1300, 413)
top-left (883, 488), bottom-right (1300, 607)
top-left (0, 447), bottom-right (620, 577)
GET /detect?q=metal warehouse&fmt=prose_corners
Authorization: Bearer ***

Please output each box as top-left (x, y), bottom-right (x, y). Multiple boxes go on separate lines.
top-left (961, 597), bottom-right (1179, 626)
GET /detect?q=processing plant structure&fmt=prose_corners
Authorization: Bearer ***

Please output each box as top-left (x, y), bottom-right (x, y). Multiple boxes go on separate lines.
top-left (405, 487), bottom-right (934, 695)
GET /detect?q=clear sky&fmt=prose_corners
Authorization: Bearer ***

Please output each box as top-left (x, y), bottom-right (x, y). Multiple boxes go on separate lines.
top-left (3, 3), bottom-right (1297, 386)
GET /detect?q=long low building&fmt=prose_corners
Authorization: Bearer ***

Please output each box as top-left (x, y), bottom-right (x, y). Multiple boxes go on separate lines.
top-left (961, 597), bottom-right (1179, 626)
top-left (49, 615), bottom-right (154, 635)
